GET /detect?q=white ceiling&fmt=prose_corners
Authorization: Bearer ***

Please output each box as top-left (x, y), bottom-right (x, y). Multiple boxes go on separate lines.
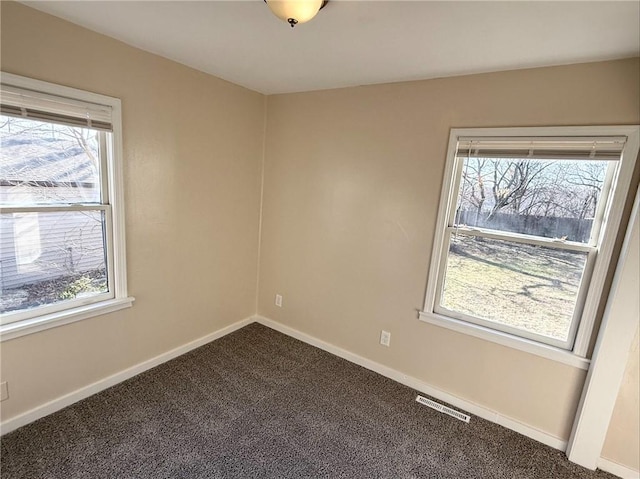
top-left (24, 1), bottom-right (640, 95)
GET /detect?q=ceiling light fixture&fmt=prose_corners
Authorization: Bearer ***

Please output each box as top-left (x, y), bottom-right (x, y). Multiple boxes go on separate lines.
top-left (265, 0), bottom-right (328, 28)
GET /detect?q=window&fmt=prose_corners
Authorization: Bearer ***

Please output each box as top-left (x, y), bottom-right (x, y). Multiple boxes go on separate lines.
top-left (421, 127), bottom-right (639, 363)
top-left (0, 73), bottom-right (132, 340)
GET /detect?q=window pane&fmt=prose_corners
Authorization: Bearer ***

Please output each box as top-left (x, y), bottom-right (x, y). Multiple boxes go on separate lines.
top-left (0, 115), bottom-right (101, 205)
top-left (454, 157), bottom-right (609, 242)
top-left (0, 210), bottom-right (108, 315)
top-left (440, 234), bottom-right (587, 342)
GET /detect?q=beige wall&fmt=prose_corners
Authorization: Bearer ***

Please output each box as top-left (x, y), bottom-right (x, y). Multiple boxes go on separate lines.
top-left (602, 205), bottom-right (640, 470)
top-left (258, 58), bottom-right (640, 444)
top-left (0, 3), bottom-right (264, 420)
top-left (1, 1), bottom-right (638, 471)
top-left (603, 329), bottom-right (639, 471)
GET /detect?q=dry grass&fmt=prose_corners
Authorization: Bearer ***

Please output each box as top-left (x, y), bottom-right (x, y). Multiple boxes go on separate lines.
top-left (0, 269), bottom-right (107, 314)
top-left (441, 235), bottom-right (586, 341)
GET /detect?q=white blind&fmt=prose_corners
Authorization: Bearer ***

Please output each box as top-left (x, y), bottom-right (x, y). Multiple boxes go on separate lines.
top-left (456, 137), bottom-right (626, 161)
top-left (0, 84), bottom-right (113, 131)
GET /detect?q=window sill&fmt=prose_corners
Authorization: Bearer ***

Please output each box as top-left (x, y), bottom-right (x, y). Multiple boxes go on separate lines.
top-left (0, 297), bottom-right (135, 342)
top-left (418, 311), bottom-right (590, 370)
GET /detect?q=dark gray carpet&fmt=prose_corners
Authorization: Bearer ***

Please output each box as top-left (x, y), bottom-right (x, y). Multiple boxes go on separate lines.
top-left (1, 323), bottom-right (617, 478)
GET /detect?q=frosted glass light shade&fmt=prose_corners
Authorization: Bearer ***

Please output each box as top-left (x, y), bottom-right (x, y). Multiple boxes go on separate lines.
top-left (266, 0), bottom-right (324, 26)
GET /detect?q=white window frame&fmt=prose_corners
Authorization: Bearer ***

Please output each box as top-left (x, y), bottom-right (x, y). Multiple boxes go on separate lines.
top-left (0, 72), bottom-right (133, 341)
top-left (419, 126), bottom-right (639, 369)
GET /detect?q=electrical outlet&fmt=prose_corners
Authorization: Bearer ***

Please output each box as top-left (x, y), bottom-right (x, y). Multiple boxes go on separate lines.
top-left (275, 294), bottom-right (283, 307)
top-left (380, 330), bottom-right (391, 347)
top-left (0, 382), bottom-right (8, 401)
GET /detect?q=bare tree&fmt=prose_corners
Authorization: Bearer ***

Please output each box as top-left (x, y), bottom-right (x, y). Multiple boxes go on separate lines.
top-left (453, 155), bottom-right (608, 243)
top-left (564, 162), bottom-right (607, 219)
top-left (458, 158), bottom-right (488, 225)
top-left (486, 159), bottom-right (552, 222)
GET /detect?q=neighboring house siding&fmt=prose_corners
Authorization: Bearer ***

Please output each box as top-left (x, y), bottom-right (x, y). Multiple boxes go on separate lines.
top-left (0, 190), bottom-right (105, 291)
top-left (1, 120), bottom-right (104, 291)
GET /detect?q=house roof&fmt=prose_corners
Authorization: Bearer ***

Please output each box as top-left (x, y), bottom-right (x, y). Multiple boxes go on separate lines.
top-left (1, 122), bottom-right (99, 194)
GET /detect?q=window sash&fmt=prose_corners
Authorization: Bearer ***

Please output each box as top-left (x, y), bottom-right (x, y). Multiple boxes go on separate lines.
top-left (433, 229), bottom-right (597, 350)
top-left (0, 205), bottom-right (115, 326)
top-left (448, 154), bottom-right (618, 247)
top-left (444, 226), bottom-right (594, 253)
top-left (1, 205), bottom-right (110, 214)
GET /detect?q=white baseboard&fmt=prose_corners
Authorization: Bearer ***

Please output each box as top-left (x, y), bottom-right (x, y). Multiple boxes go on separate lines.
top-left (0, 316), bottom-right (254, 436)
top-left (598, 458), bottom-right (640, 479)
top-left (254, 315), bottom-right (568, 451)
top-left (6, 313), bottom-right (635, 478)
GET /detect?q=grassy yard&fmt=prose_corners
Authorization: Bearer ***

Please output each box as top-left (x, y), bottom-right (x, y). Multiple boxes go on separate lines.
top-left (441, 235), bottom-right (586, 341)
